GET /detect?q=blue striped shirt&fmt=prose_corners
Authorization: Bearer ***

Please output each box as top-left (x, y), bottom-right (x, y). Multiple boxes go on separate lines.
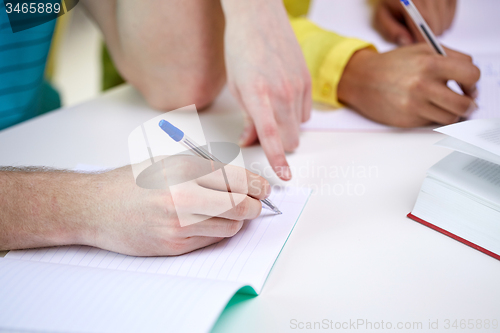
top-left (0, 1), bottom-right (57, 130)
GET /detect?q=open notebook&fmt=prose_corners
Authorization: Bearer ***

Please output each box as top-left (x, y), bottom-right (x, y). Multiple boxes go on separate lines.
top-left (0, 186), bottom-right (311, 333)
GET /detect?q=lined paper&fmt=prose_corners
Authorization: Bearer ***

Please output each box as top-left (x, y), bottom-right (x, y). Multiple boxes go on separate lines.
top-left (7, 187), bottom-right (311, 294)
top-left (471, 55), bottom-right (500, 119)
top-left (0, 258), bottom-right (244, 333)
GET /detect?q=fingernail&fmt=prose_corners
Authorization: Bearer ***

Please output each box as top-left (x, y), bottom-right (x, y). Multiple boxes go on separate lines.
top-left (397, 36), bottom-right (411, 46)
top-left (281, 166), bottom-right (292, 181)
top-left (465, 101), bottom-right (478, 118)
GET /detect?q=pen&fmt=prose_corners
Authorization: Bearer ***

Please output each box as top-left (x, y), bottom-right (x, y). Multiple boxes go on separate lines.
top-left (400, 0), bottom-right (447, 55)
top-left (159, 119), bottom-right (282, 215)
top-left (400, 0), bottom-right (467, 94)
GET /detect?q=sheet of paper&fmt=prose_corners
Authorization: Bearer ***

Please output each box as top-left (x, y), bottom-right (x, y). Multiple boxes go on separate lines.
top-left (0, 258), bottom-right (244, 333)
top-left (300, 106), bottom-right (396, 132)
top-left (470, 55), bottom-right (500, 119)
top-left (7, 186), bottom-right (311, 294)
top-left (435, 136), bottom-right (500, 166)
top-left (435, 118), bottom-right (500, 157)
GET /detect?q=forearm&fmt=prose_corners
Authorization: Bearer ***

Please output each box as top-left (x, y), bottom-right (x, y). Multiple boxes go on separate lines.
top-left (79, 0), bottom-right (123, 73)
top-left (337, 48), bottom-right (378, 110)
top-left (221, 0), bottom-right (288, 26)
top-left (0, 169), bottom-right (100, 251)
top-left (289, 16), bottom-right (376, 107)
top-left (81, 0), bottom-right (226, 110)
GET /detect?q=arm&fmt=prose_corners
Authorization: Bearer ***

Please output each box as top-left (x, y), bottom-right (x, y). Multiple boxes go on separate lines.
top-left (0, 168), bottom-right (94, 250)
top-left (82, 0), bottom-right (310, 181)
top-left (289, 16), bottom-right (376, 108)
top-left (287, 14), bottom-right (479, 127)
top-left (0, 157), bottom-right (270, 256)
top-left (80, 0), bottom-right (226, 111)
top-left (221, 0), bottom-right (312, 181)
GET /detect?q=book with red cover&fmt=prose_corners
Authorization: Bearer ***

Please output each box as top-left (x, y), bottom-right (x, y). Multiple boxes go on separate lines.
top-left (410, 120), bottom-right (500, 262)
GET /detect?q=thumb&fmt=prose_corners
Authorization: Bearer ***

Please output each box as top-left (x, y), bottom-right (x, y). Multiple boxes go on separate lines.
top-left (375, 4), bottom-right (413, 46)
top-left (239, 115), bottom-right (258, 147)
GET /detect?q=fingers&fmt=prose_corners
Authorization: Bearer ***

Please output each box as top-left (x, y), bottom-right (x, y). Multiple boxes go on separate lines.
top-left (242, 94), bottom-right (292, 181)
top-left (445, 0), bottom-right (458, 31)
top-left (419, 101), bottom-right (460, 125)
top-left (183, 186), bottom-right (262, 220)
top-left (239, 114), bottom-right (259, 147)
top-left (431, 54), bottom-right (481, 92)
top-left (428, 83), bottom-right (478, 118)
top-left (434, 0), bottom-right (446, 34)
top-left (302, 77), bottom-right (312, 122)
top-left (429, 0), bottom-right (457, 34)
top-left (215, 195), bottom-right (263, 220)
top-left (236, 86), bottom-right (259, 147)
top-left (294, 82), bottom-right (304, 127)
top-left (182, 218), bottom-right (245, 238)
top-left (274, 101), bottom-right (301, 153)
top-left (169, 236), bottom-right (224, 255)
top-left (417, 0), bottom-right (441, 35)
top-left (268, 81), bottom-right (301, 153)
top-left (196, 163), bottom-right (270, 199)
top-left (442, 48), bottom-right (480, 97)
top-left (375, 0), bottom-right (456, 45)
top-left (412, 0), bottom-right (456, 36)
top-left (444, 47), bottom-right (474, 62)
top-left (375, 3), bottom-right (414, 45)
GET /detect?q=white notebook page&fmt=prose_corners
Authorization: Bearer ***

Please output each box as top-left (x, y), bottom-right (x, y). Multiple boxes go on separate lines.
top-left (471, 55), bottom-right (500, 119)
top-left (7, 187), bottom-right (311, 294)
top-left (435, 118), bottom-right (500, 157)
top-left (0, 258), bottom-right (244, 333)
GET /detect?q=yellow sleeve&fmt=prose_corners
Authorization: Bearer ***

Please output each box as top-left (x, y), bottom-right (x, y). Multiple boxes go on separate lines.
top-left (289, 16), bottom-right (377, 107)
top-left (284, 0), bottom-right (311, 17)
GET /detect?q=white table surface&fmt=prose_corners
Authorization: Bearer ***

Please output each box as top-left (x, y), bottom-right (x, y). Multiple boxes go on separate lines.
top-left (1, 1), bottom-right (499, 332)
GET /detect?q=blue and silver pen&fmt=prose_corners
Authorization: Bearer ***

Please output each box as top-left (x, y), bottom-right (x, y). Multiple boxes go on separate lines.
top-left (159, 120), bottom-right (282, 215)
top-left (400, 0), bottom-right (447, 55)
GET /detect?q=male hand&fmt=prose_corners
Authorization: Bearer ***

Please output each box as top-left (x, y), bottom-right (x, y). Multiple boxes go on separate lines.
top-left (83, 155), bottom-right (270, 256)
top-left (222, 0), bottom-right (312, 181)
top-left (337, 44), bottom-right (480, 127)
top-left (374, 0), bottom-right (458, 45)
